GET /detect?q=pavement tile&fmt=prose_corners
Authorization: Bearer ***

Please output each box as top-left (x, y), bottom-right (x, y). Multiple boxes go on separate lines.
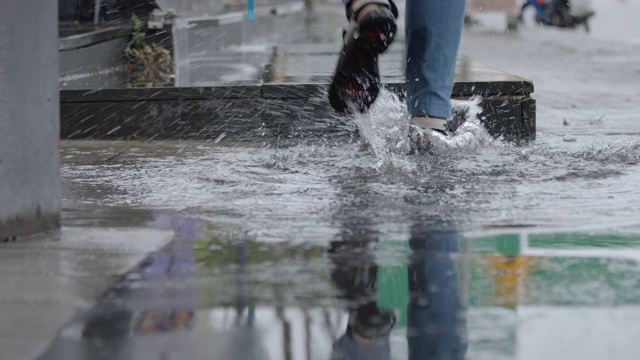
top-left (0, 337), bottom-right (42, 360)
top-left (0, 302), bottom-right (86, 359)
top-left (0, 248), bottom-right (150, 277)
top-left (0, 227), bottom-right (175, 359)
top-left (0, 274), bottom-right (117, 306)
top-left (5, 227), bottom-right (173, 253)
top-left (0, 302), bottom-right (77, 342)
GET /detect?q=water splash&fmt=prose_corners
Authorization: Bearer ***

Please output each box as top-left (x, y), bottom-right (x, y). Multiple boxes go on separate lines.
top-left (415, 96), bottom-right (492, 154)
top-left (351, 89), bottom-right (492, 172)
top-left (351, 90), bottom-right (413, 171)
top-left (577, 138), bottom-right (640, 164)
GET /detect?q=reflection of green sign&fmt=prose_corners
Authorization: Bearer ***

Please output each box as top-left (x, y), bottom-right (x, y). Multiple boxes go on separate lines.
top-left (471, 234), bottom-right (520, 255)
top-left (529, 233), bottom-right (640, 248)
top-left (467, 231), bottom-right (640, 307)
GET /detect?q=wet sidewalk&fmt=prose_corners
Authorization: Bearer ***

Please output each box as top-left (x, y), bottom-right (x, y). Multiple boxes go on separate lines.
top-left (30, 130), bottom-right (640, 360)
top-left (7, 2), bottom-right (640, 360)
top-left (0, 227), bottom-right (174, 360)
top-left (38, 140), bottom-right (640, 360)
top-left (37, 224), bottom-right (640, 360)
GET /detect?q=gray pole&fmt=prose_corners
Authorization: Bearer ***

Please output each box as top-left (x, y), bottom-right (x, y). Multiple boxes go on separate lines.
top-left (0, 1), bottom-right (61, 240)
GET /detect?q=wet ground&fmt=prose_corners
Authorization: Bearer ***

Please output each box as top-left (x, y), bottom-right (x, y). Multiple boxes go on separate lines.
top-left (50, 111), bottom-right (640, 360)
top-left (37, 1), bottom-right (640, 359)
top-left (47, 134), bottom-right (640, 360)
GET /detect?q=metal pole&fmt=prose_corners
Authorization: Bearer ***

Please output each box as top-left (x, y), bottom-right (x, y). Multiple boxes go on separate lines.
top-left (248, 0), bottom-right (254, 21)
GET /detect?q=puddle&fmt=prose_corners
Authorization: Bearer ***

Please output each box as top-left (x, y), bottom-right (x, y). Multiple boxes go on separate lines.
top-left (61, 88), bottom-right (640, 234)
top-left (53, 84), bottom-right (640, 360)
top-left (36, 215), bottom-right (640, 359)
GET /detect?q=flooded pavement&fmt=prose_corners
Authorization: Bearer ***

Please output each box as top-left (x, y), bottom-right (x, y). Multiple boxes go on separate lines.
top-left (50, 92), bottom-right (640, 359)
top-left (59, 91), bottom-right (640, 233)
top-left (38, 221), bottom-right (640, 359)
top-left (42, 1), bottom-right (640, 358)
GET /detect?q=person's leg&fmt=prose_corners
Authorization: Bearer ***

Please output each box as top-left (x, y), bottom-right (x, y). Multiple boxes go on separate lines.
top-left (405, 0), bottom-right (466, 122)
top-left (329, 0), bottom-right (398, 113)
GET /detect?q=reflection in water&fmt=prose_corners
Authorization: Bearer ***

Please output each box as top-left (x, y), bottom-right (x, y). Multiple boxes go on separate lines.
top-left (37, 210), bottom-right (472, 360)
top-left (35, 205), bottom-right (640, 359)
top-left (484, 253), bottom-right (539, 308)
top-left (406, 225), bottom-right (467, 360)
top-left (328, 224), bottom-right (467, 360)
top-left (328, 231), bottom-right (395, 360)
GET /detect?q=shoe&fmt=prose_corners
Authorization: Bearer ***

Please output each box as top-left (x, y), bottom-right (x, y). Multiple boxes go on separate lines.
top-left (411, 115), bottom-right (449, 133)
top-left (408, 115), bottom-right (450, 153)
top-left (328, 0), bottom-right (397, 113)
top-left (349, 304), bottom-right (396, 341)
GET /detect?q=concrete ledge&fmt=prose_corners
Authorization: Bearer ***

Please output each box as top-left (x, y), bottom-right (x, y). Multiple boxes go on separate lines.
top-left (60, 57), bottom-right (535, 142)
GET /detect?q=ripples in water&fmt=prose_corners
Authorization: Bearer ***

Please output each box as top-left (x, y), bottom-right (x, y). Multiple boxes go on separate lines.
top-left (62, 90), bottom-right (640, 235)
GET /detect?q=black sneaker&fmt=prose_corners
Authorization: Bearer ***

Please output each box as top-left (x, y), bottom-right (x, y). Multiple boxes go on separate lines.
top-left (349, 303), bottom-right (396, 340)
top-left (329, 2), bottom-right (397, 113)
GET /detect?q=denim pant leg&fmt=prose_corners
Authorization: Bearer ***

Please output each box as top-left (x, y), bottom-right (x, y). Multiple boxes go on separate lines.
top-left (405, 0), bottom-right (466, 119)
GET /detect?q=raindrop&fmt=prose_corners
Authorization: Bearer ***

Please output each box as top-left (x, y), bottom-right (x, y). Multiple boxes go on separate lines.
top-left (214, 133), bottom-right (226, 143)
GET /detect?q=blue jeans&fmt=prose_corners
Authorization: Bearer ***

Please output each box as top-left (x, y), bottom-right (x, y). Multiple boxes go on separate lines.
top-left (341, 0), bottom-right (466, 119)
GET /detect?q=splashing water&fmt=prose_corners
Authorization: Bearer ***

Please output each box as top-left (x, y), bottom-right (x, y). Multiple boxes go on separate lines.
top-left (578, 138), bottom-right (640, 164)
top-left (60, 81), bottom-right (640, 234)
top-left (351, 89), bottom-right (493, 171)
top-left (350, 90), bottom-right (413, 170)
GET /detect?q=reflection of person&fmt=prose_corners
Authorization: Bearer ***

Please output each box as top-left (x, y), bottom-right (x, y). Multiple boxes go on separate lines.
top-left (407, 225), bottom-right (467, 360)
top-left (327, 224), bottom-right (467, 359)
top-left (329, 0), bottom-right (466, 142)
top-left (330, 304), bottom-right (395, 360)
top-left (328, 235), bottom-right (395, 360)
